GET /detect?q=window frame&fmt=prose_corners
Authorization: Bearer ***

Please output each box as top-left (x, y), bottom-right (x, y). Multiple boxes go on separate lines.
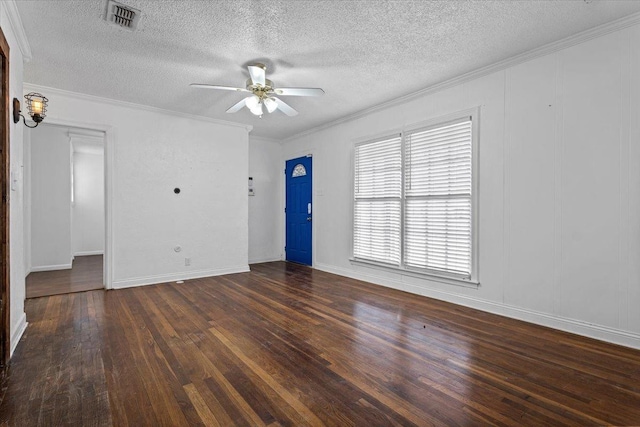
top-left (350, 108), bottom-right (480, 287)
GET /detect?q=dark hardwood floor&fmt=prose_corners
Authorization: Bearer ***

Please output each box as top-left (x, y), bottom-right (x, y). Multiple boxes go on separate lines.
top-left (2, 261), bottom-right (640, 426)
top-left (26, 255), bottom-right (103, 299)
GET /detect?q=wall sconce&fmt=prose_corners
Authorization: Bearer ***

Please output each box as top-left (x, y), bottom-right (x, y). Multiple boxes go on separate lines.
top-left (13, 92), bottom-right (48, 128)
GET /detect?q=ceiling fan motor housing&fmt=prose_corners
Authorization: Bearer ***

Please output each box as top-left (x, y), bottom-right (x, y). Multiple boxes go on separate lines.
top-left (246, 78), bottom-right (274, 99)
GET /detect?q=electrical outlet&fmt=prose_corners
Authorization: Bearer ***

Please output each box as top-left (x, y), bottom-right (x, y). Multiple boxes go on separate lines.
top-left (184, 257), bottom-right (191, 266)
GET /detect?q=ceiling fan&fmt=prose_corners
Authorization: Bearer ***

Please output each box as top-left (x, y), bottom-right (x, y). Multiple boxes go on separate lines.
top-left (190, 63), bottom-right (324, 118)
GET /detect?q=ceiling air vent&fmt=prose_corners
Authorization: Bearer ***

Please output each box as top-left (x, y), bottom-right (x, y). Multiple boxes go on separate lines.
top-left (105, 0), bottom-right (141, 30)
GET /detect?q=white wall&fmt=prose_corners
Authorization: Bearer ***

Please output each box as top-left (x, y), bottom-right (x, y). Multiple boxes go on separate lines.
top-left (22, 127), bottom-right (30, 275)
top-left (24, 84), bottom-right (252, 289)
top-left (248, 136), bottom-right (282, 264)
top-left (281, 22), bottom-right (640, 348)
top-left (29, 124), bottom-right (72, 270)
top-left (1, 0), bottom-right (28, 356)
top-left (72, 150), bottom-right (104, 256)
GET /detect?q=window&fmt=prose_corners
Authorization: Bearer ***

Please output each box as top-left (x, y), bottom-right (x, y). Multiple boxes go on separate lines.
top-left (353, 135), bottom-right (402, 265)
top-left (292, 164), bottom-right (307, 177)
top-left (353, 113), bottom-right (477, 281)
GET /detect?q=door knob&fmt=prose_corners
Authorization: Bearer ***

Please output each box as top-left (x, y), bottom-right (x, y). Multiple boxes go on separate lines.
top-left (307, 216), bottom-right (312, 221)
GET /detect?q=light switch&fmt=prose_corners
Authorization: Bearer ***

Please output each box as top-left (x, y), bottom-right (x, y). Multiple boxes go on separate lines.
top-left (248, 177), bottom-right (255, 196)
top-left (10, 171), bottom-right (17, 191)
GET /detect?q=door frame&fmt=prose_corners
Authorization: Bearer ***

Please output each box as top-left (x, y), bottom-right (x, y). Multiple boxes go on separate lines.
top-left (28, 117), bottom-right (114, 290)
top-left (0, 27), bottom-right (11, 378)
top-left (283, 151), bottom-right (315, 267)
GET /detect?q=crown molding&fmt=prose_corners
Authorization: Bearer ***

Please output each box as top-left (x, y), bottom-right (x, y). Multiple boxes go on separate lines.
top-left (283, 10), bottom-right (640, 143)
top-left (249, 135), bottom-right (280, 144)
top-left (3, 0), bottom-right (32, 61)
top-left (23, 82), bottom-right (254, 133)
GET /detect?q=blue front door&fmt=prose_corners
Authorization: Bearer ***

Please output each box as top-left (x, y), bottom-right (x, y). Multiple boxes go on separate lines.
top-left (285, 156), bottom-right (312, 265)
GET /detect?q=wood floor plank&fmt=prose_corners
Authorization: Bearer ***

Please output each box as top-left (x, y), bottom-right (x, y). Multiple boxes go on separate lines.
top-left (209, 324), bottom-right (326, 426)
top-left (1, 261), bottom-right (639, 426)
top-left (101, 292), bottom-right (160, 427)
top-left (183, 383), bottom-right (222, 427)
top-left (139, 284), bottom-right (266, 426)
top-left (114, 290), bottom-right (193, 427)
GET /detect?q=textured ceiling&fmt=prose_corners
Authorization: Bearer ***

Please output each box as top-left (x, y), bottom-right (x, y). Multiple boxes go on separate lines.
top-left (16, 0), bottom-right (640, 139)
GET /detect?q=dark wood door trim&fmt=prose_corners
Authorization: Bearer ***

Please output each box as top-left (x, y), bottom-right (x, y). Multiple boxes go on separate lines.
top-left (0, 27), bottom-right (11, 380)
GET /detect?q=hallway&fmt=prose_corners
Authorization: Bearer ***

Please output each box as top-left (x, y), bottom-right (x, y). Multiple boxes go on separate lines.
top-left (26, 255), bottom-right (103, 298)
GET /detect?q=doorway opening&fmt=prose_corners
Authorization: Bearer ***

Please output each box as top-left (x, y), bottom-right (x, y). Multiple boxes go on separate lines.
top-left (24, 124), bottom-right (105, 298)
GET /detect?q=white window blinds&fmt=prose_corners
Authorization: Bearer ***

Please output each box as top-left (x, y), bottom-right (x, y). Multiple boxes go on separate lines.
top-left (353, 135), bottom-right (402, 265)
top-left (404, 119), bottom-right (472, 276)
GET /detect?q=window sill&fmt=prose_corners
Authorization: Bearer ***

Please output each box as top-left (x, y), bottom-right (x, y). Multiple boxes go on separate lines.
top-left (349, 258), bottom-right (480, 289)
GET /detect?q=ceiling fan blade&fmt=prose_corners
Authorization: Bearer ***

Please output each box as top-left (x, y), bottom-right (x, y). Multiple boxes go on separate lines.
top-left (190, 83), bottom-right (249, 93)
top-left (272, 97), bottom-right (298, 116)
top-left (225, 98), bottom-right (247, 113)
top-left (273, 87), bottom-right (325, 97)
top-left (247, 64), bottom-right (266, 86)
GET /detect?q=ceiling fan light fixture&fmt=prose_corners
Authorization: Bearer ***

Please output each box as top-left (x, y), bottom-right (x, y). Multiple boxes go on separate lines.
top-left (264, 97), bottom-right (278, 113)
top-left (249, 102), bottom-right (263, 116)
top-left (245, 95), bottom-right (260, 110)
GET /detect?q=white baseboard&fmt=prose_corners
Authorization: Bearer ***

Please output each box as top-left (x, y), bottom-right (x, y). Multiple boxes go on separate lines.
top-left (315, 263), bottom-right (640, 350)
top-left (30, 263), bottom-right (72, 272)
top-left (249, 256), bottom-right (283, 264)
top-left (74, 250), bottom-right (104, 256)
top-left (111, 265), bottom-right (251, 289)
top-left (10, 312), bottom-right (28, 358)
